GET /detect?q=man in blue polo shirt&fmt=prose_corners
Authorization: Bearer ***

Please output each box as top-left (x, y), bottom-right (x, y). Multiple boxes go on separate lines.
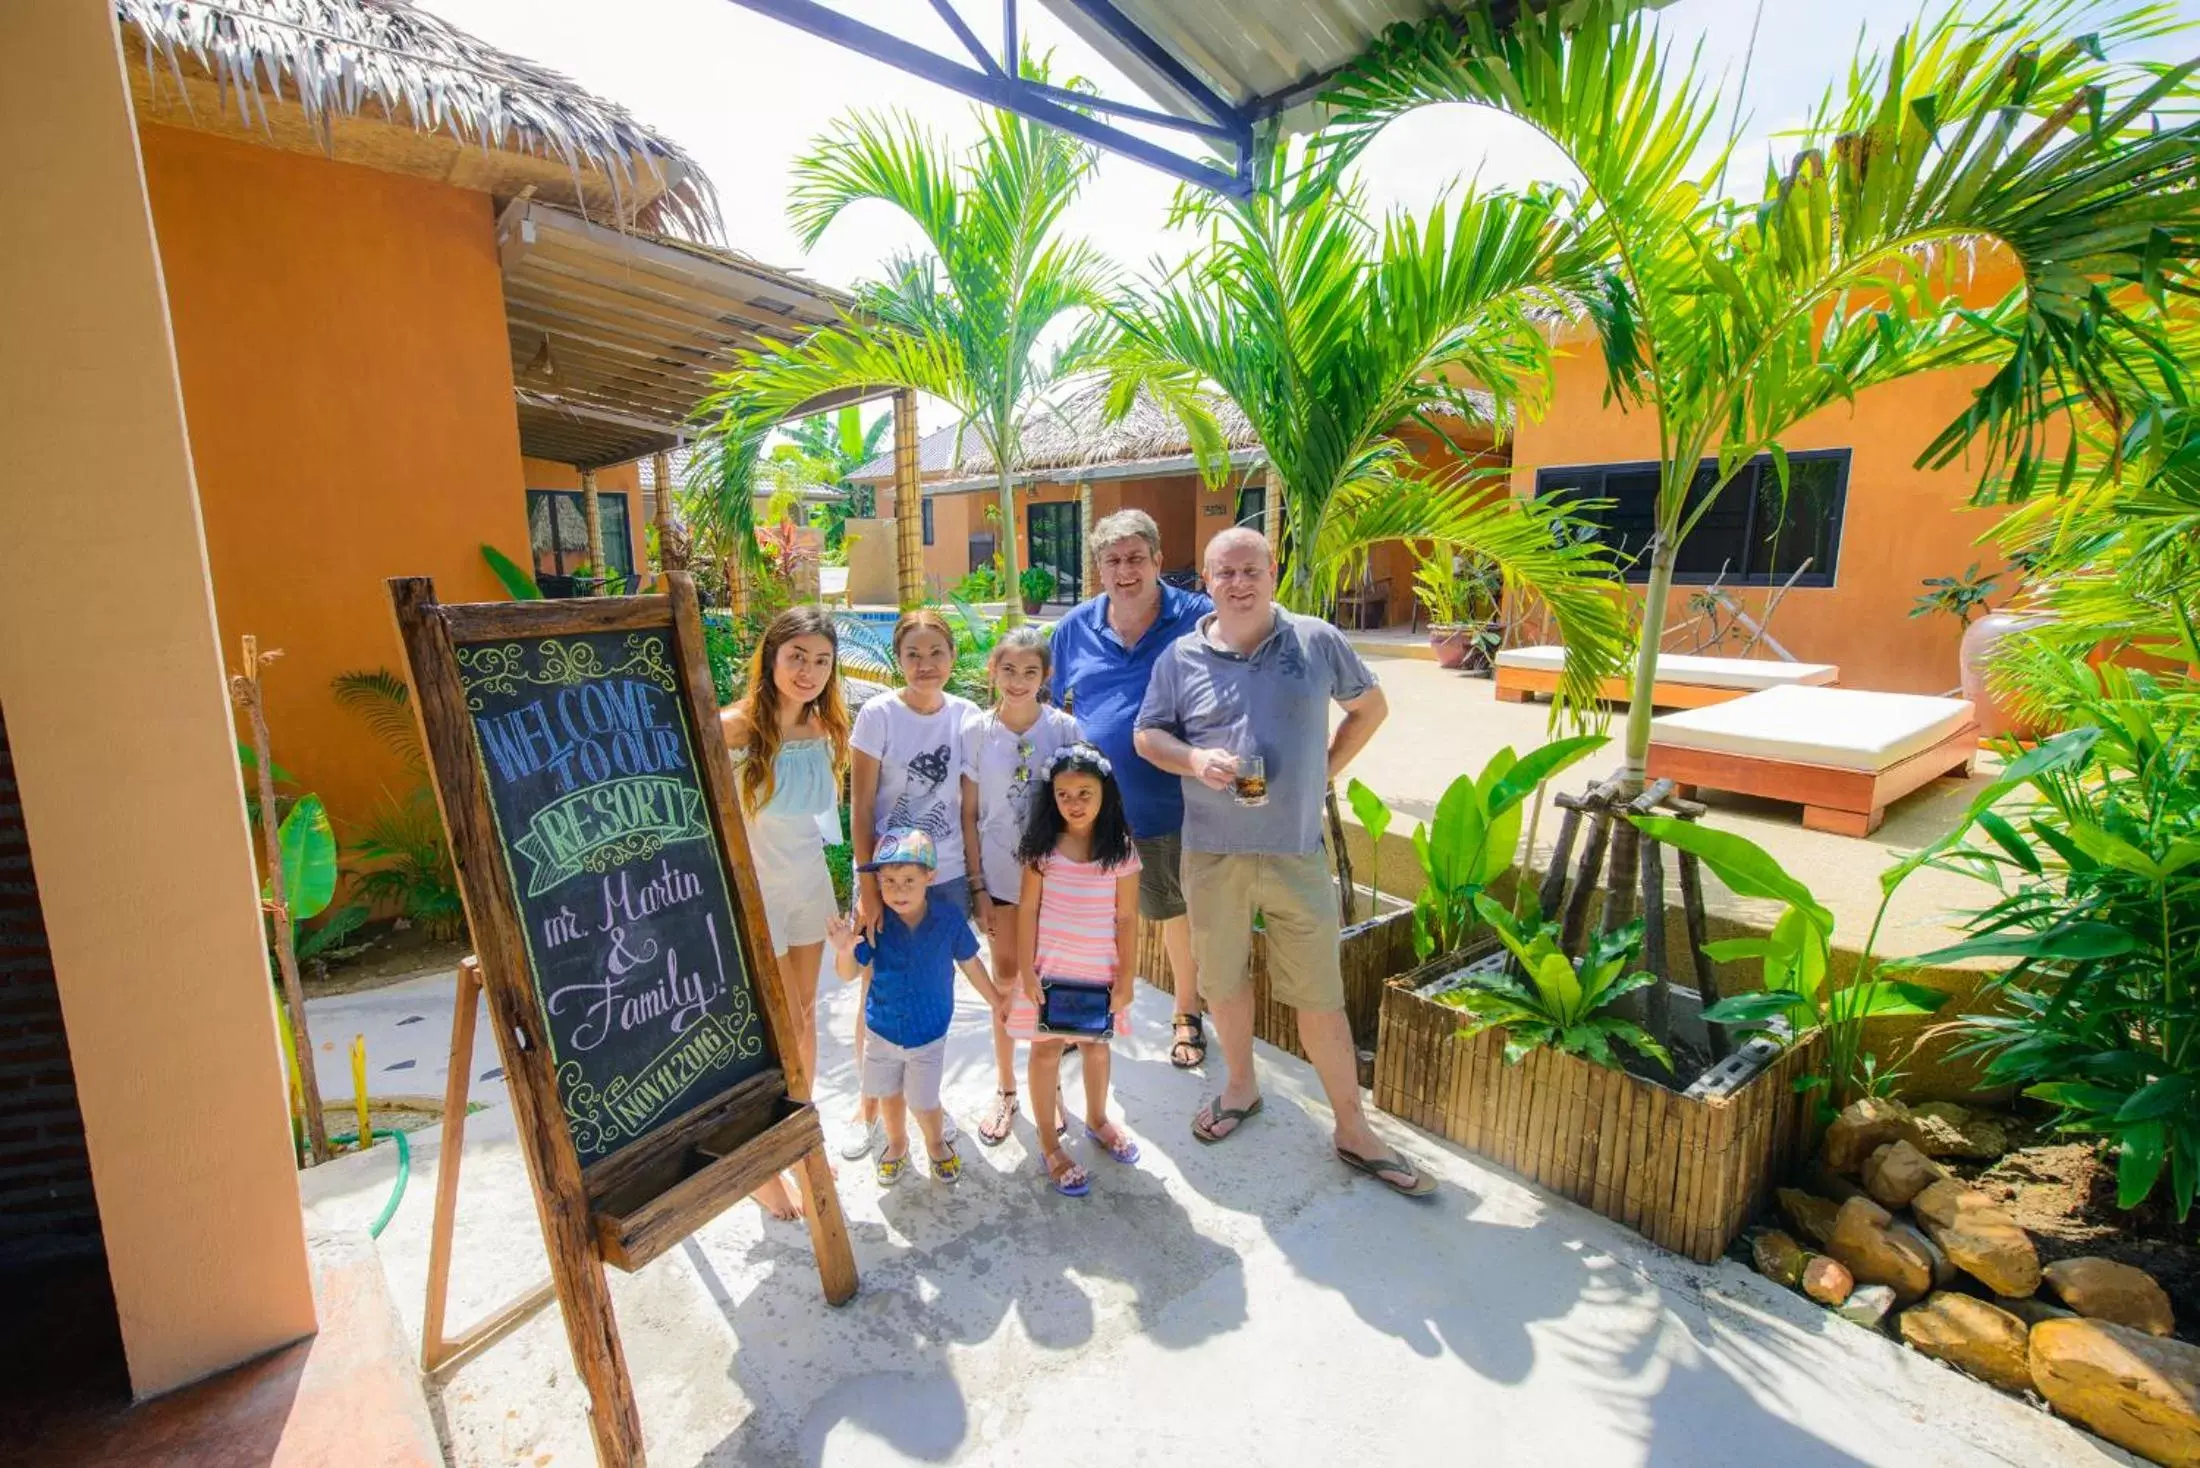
top-left (1048, 509), bottom-right (1213, 1069)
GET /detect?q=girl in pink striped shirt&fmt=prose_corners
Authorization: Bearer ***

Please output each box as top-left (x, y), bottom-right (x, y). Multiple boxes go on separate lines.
top-left (1013, 744), bottom-right (1141, 1197)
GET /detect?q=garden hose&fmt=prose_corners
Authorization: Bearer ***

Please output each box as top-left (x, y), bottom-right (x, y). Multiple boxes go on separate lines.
top-left (331, 1127), bottom-right (411, 1239)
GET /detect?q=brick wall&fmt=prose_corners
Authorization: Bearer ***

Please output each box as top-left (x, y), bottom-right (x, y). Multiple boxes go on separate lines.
top-left (0, 703), bottom-right (104, 1269)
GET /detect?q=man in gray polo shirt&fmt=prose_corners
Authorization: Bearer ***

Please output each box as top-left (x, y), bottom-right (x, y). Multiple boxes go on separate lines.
top-left (1135, 527), bottom-right (1432, 1197)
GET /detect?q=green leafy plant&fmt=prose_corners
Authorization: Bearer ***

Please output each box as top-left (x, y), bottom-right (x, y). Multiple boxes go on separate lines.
top-left (269, 793), bottom-right (339, 923)
top-left (295, 902), bottom-right (370, 966)
top-left (481, 544), bottom-right (542, 600)
top-left (1910, 562), bottom-right (2001, 628)
top-left (1631, 815), bottom-right (1949, 1119)
top-left (1445, 894), bottom-right (1671, 1072)
top-left (1018, 564), bottom-right (1058, 607)
top-left (950, 556), bottom-right (1005, 602)
top-left (1899, 660), bottom-right (2199, 1219)
top-left (1410, 544), bottom-right (1500, 627)
top-left (1344, 776), bottom-right (1394, 911)
top-left (333, 670), bottom-right (464, 941)
top-left (1351, 737), bottom-right (1606, 961)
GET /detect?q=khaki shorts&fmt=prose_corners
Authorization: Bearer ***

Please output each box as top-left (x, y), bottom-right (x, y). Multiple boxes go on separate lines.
top-left (1133, 831), bottom-right (1187, 921)
top-left (1182, 849), bottom-right (1343, 1012)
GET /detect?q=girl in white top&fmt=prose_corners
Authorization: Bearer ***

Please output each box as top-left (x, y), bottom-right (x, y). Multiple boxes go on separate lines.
top-left (719, 606), bottom-right (849, 1222)
top-left (846, 609), bottom-right (978, 1154)
top-left (958, 625), bottom-right (1080, 1146)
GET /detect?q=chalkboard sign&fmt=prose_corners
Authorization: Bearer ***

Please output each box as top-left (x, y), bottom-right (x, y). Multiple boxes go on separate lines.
top-left (455, 627), bottom-right (772, 1166)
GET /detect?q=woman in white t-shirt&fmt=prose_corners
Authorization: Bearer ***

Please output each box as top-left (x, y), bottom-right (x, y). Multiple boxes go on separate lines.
top-left (958, 625), bottom-right (1079, 1145)
top-left (844, 609), bottom-right (978, 1156)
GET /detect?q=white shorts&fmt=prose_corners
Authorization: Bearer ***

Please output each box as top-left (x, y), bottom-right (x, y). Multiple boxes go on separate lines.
top-left (860, 1028), bottom-right (946, 1112)
top-left (750, 809), bottom-right (835, 955)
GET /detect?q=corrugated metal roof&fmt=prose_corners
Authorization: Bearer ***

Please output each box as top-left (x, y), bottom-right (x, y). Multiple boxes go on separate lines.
top-left (1034, 1), bottom-right (1659, 123)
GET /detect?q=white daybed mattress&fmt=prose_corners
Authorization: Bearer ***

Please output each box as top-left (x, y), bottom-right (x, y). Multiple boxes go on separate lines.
top-left (1494, 646), bottom-right (1838, 691)
top-left (1648, 686), bottom-right (1976, 773)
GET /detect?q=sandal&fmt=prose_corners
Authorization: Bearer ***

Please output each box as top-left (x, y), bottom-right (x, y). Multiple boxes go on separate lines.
top-left (1044, 1151), bottom-right (1090, 1198)
top-left (1336, 1146), bottom-right (1436, 1199)
top-left (876, 1148), bottom-right (909, 1187)
top-left (1169, 1013), bottom-right (1207, 1069)
top-left (1191, 1095), bottom-right (1262, 1144)
top-left (1084, 1121), bottom-right (1141, 1166)
top-left (978, 1089), bottom-right (1018, 1148)
top-left (929, 1141), bottom-right (962, 1185)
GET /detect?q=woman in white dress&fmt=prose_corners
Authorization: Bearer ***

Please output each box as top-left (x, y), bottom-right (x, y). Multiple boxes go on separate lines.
top-left (720, 606), bottom-right (849, 1221)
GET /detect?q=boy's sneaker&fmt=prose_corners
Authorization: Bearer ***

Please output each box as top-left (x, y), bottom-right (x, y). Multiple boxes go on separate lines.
top-left (840, 1118), bottom-right (883, 1161)
top-left (876, 1149), bottom-right (909, 1187)
top-left (929, 1141), bottom-right (961, 1185)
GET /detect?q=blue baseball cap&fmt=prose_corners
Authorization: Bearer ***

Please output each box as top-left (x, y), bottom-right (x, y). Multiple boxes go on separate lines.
top-left (858, 828), bottom-right (937, 873)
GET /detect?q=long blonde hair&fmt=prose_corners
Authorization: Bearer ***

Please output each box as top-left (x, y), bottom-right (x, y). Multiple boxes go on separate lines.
top-left (734, 606), bottom-right (850, 813)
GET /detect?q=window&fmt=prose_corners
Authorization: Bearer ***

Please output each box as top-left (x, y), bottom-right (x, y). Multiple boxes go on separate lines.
top-left (527, 490), bottom-right (635, 593)
top-left (967, 532), bottom-right (997, 572)
top-left (922, 497), bottom-right (935, 547)
top-left (1234, 483), bottom-right (1266, 530)
top-left (1027, 501), bottom-right (1083, 602)
top-left (1535, 449), bottom-right (1849, 586)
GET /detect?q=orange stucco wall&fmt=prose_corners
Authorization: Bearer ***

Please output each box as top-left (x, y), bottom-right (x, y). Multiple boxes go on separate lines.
top-left (1511, 347), bottom-right (2011, 694)
top-left (139, 123), bottom-right (525, 843)
top-left (1, 6), bottom-right (314, 1396)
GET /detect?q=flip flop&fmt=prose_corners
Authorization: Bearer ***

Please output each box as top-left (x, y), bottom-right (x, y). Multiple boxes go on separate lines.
top-left (1084, 1122), bottom-right (1141, 1166)
top-left (977, 1090), bottom-right (1018, 1147)
top-left (1336, 1146), bottom-right (1437, 1198)
top-left (1191, 1095), bottom-right (1263, 1144)
top-left (1044, 1153), bottom-right (1090, 1197)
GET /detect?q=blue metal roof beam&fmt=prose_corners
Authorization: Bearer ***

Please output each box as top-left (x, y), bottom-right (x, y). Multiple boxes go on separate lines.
top-left (721, 0), bottom-right (1254, 198)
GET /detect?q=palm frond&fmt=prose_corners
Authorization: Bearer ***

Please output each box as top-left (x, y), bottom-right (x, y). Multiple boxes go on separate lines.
top-left (332, 668), bottom-right (423, 773)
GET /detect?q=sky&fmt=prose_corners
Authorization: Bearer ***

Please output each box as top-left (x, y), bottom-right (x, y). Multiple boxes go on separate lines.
top-left (420, 0), bottom-right (2194, 434)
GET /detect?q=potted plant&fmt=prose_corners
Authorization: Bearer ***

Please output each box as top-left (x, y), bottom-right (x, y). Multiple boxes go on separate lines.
top-left (1019, 563), bottom-right (1058, 616)
top-left (1911, 561), bottom-right (2052, 740)
top-left (1413, 544), bottom-right (1502, 672)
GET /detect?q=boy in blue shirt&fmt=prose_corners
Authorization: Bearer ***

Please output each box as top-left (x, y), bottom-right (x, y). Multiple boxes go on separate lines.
top-left (828, 829), bottom-right (1004, 1184)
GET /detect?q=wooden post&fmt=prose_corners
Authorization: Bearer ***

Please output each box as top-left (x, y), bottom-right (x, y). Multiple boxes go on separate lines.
top-left (230, 635), bottom-right (330, 1165)
top-left (650, 451), bottom-right (675, 577)
top-left (389, 580), bottom-right (646, 1468)
top-left (582, 467), bottom-right (606, 594)
top-left (1077, 479), bottom-right (1095, 598)
top-left (892, 387), bottom-right (924, 609)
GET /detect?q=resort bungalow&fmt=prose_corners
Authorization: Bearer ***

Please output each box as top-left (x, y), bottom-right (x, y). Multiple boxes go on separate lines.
top-left (0, 0), bottom-right (858, 1440)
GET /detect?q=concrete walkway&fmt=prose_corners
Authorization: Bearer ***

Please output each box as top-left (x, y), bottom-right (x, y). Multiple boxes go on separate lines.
top-left (301, 971), bottom-right (2123, 1468)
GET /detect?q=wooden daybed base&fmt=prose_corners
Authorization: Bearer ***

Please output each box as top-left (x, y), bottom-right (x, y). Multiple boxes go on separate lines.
top-left (1495, 666), bottom-right (1759, 710)
top-left (1647, 722), bottom-right (1980, 837)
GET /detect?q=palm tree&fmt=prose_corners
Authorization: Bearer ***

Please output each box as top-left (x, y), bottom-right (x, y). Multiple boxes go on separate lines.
top-left (697, 61), bottom-right (1117, 622)
top-left (1109, 154), bottom-right (1631, 715)
top-left (1313, 0), bottom-right (2200, 786)
top-left (777, 404), bottom-right (891, 545)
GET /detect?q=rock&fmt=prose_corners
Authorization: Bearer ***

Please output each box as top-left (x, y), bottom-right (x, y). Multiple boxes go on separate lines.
top-left (1803, 1255), bottom-right (1854, 1307)
top-left (1914, 1179), bottom-right (2040, 1297)
top-left (1912, 1101), bottom-right (2010, 1160)
top-left (1837, 1284), bottom-right (1898, 1329)
top-left (2030, 1317), bottom-right (2200, 1468)
top-left (1826, 1195), bottom-right (1934, 1304)
top-left (1898, 1292), bottom-right (2036, 1393)
top-left (1891, 1220), bottom-right (1956, 1290)
top-left (1911, 1177), bottom-right (1993, 1228)
top-left (1862, 1139), bottom-right (1951, 1208)
top-left (1824, 1097), bottom-right (1932, 1172)
top-left (1777, 1187), bottom-right (1841, 1248)
top-left (1802, 1161), bottom-right (1871, 1204)
top-left (1998, 1294), bottom-right (2078, 1327)
top-left (2043, 1257), bottom-right (2176, 1337)
top-left (1751, 1229), bottom-right (1809, 1289)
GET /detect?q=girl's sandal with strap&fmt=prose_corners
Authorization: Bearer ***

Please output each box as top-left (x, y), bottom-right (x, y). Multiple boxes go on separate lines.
top-left (1084, 1122), bottom-right (1141, 1166)
top-left (977, 1090), bottom-right (1018, 1147)
top-left (1169, 1013), bottom-right (1206, 1069)
top-left (1044, 1152), bottom-right (1090, 1198)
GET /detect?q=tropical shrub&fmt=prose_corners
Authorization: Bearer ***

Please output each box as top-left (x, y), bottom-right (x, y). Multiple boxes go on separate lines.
top-left (950, 557), bottom-right (1005, 602)
top-left (1445, 894), bottom-right (1671, 1072)
top-left (1630, 816), bottom-right (1950, 1119)
top-left (1899, 661), bottom-right (2200, 1219)
top-left (1348, 736), bottom-right (1606, 961)
top-left (333, 670), bottom-right (464, 941)
top-left (1018, 564), bottom-right (1058, 607)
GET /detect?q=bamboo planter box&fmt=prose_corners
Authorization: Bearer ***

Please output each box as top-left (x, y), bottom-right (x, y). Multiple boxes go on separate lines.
top-left (1375, 967), bottom-right (1823, 1263)
top-left (1136, 906), bottom-right (1415, 1081)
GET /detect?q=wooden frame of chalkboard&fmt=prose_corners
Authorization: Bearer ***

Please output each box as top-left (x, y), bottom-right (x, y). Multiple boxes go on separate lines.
top-left (389, 573), bottom-right (857, 1468)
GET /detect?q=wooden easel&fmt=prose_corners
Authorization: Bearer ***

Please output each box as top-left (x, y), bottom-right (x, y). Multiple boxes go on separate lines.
top-left (389, 574), bottom-right (858, 1468)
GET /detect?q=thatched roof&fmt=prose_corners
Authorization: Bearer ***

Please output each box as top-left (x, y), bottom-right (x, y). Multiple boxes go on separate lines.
top-left (847, 380), bottom-right (1500, 489)
top-left (118, 0), bottom-right (719, 240)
